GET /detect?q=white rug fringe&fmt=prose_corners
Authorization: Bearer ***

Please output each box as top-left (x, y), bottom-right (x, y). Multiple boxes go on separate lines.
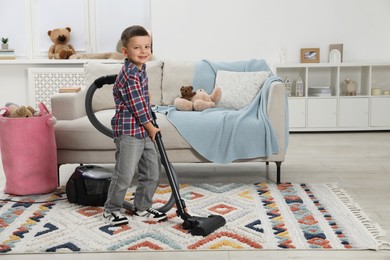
top-left (326, 183), bottom-right (390, 250)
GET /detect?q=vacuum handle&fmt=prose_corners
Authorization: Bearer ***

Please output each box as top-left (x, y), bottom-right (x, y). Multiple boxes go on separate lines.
top-left (151, 109), bottom-right (163, 139)
top-left (94, 74), bottom-right (117, 88)
top-left (150, 109), bottom-right (190, 219)
top-left (151, 109), bottom-right (158, 127)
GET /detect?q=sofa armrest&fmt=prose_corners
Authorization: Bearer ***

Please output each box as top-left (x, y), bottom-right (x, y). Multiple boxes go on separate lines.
top-left (267, 82), bottom-right (287, 152)
top-left (51, 87), bottom-right (87, 120)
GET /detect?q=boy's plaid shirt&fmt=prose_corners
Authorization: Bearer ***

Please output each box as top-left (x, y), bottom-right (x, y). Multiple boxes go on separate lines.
top-left (111, 60), bottom-right (152, 139)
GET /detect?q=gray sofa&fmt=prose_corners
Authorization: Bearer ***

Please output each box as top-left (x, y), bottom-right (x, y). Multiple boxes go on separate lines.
top-left (51, 60), bottom-right (288, 182)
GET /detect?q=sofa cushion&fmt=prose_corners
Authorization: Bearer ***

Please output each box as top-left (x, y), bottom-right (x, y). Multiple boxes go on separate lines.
top-left (161, 61), bottom-right (195, 105)
top-left (84, 60), bottom-right (163, 111)
top-left (146, 60), bottom-right (164, 105)
top-left (55, 110), bottom-right (191, 150)
top-left (215, 70), bottom-right (270, 110)
top-left (55, 110), bottom-right (116, 150)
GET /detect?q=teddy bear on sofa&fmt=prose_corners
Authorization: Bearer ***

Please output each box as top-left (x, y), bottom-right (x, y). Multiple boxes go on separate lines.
top-left (48, 27), bottom-right (76, 59)
top-left (174, 86), bottom-right (222, 111)
top-left (179, 86), bottom-right (196, 101)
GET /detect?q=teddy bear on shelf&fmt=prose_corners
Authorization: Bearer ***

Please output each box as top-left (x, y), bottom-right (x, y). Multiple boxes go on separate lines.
top-left (174, 86), bottom-right (222, 111)
top-left (69, 52), bottom-right (125, 60)
top-left (69, 39), bottom-right (125, 60)
top-left (47, 27), bottom-right (76, 59)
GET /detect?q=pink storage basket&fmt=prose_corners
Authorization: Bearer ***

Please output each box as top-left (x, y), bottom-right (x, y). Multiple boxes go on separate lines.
top-left (0, 102), bottom-right (58, 195)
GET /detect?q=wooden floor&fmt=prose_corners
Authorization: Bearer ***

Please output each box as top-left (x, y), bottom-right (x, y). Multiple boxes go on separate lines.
top-left (1, 132), bottom-right (390, 259)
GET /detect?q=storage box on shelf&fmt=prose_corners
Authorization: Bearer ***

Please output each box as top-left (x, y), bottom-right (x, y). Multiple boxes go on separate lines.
top-left (275, 62), bottom-right (390, 131)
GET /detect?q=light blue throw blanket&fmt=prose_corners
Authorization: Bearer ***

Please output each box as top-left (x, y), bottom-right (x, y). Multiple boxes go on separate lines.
top-left (156, 59), bottom-right (286, 164)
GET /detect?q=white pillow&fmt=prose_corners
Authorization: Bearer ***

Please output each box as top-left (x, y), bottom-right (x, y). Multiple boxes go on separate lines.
top-left (215, 70), bottom-right (270, 110)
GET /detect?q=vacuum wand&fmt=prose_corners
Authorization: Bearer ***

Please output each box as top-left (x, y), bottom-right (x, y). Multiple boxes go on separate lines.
top-left (151, 110), bottom-right (226, 236)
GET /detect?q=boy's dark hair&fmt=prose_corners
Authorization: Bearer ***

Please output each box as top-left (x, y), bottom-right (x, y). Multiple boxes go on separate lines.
top-left (121, 25), bottom-right (150, 48)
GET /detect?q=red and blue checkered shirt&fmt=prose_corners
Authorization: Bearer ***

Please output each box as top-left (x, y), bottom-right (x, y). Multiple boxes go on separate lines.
top-left (111, 60), bottom-right (152, 139)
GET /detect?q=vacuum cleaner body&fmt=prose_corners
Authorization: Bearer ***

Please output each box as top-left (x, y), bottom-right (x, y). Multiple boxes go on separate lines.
top-left (66, 165), bottom-right (112, 206)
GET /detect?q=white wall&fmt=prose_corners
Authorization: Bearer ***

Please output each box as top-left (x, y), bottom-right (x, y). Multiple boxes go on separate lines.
top-left (151, 0), bottom-right (390, 64)
top-left (0, 0), bottom-right (151, 59)
top-left (1, 0), bottom-right (389, 62)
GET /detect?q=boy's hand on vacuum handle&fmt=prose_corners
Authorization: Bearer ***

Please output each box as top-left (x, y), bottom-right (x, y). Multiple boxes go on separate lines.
top-left (144, 121), bottom-right (160, 142)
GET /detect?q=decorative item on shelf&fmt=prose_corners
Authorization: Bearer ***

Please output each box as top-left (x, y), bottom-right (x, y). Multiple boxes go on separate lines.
top-left (1, 37), bottom-right (9, 50)
top-left (383, 90), bottom-right (390, 95)
top-left (344, 78), bottom-right (357, 96)
top-left (371, 88), bottom-right (381, 96)
top-left (284, 77), bottom-right (292, 96)
top-left (300, 48), bottom-right (320, 63)
top-left (58, 86), bottom-right (82, 93)
top-left (295, 76), bottom-right (304, 96)
top-left (329, 44), bottom-right (343, 62)
top-left (329, 49), bottom-right (341, 63)
top-left (308, 86), bottom-right (331, 97)
top-left (0, 49), bottom-right (15, 60)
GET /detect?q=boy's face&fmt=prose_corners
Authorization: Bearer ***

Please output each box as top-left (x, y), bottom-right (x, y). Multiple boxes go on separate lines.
top-left (122, 35), bottom-right (151, 69)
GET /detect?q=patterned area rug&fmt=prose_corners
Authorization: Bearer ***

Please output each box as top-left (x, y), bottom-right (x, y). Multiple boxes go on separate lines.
top-left (0, 183), bottom-right (388, 254)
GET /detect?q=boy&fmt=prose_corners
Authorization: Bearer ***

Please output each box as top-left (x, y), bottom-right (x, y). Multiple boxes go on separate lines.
top-left (103, 25), bottom-right (167, 226)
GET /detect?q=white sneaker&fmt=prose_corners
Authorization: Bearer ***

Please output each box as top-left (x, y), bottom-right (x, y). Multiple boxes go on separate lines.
top-left (134, 208), bottom-right (167, 222)
top-left (103, 211), bottom-right (129, 226)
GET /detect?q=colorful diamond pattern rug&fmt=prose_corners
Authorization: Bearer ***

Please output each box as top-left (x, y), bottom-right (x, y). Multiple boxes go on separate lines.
top-left (0, 183), bottom-right (388, 254)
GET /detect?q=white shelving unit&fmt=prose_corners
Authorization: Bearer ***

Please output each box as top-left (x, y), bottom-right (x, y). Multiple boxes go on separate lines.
top-left (275, 62), bottom-right (390, 131)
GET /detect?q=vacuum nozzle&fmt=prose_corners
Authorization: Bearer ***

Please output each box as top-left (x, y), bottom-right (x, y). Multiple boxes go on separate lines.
top-left (182, 215), bottom-right (226, 236)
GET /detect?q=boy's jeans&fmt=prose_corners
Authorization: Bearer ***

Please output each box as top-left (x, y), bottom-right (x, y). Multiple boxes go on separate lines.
top-left (104, 135), bottom-right (160, 213)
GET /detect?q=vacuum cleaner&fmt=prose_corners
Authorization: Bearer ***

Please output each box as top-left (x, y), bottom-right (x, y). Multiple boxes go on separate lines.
top-left (84, 74), bottom-right (226, 236)
top-left (66, 165), bottom-right (112, 206)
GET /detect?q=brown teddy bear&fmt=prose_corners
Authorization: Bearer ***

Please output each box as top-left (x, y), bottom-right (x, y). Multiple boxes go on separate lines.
top-left (10, 106), bottom-right (34, 118)
top-left (48, 27), bottom-right (76, 59)
top-left (5, 103), bottom-right (37, 118)
top-left (174, 86), bottom-right (222, 111)
top-left (179, 86), bottom-right (196, 101)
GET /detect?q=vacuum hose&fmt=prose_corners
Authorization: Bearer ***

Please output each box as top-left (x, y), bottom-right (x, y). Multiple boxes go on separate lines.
top-left (84, 75), bottom-right (176, 213)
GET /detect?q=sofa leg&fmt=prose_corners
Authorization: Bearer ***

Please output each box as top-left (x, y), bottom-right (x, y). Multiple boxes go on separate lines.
top-left (57, 164), bottom-right (62, 187)
top-left (275, 161), bottom-right (282, 184)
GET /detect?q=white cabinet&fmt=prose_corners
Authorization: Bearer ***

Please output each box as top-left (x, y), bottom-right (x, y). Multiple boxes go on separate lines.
top-left (339, 98), bottom-right (369, 128)
top-left (288, 98), bottom-right (306, 128)
top-left (276, 62), bottom-right (390, 131)
top-left (307, 98), bottom-right (337, 128)
top-left (371, 97), bottom-right (390, 127)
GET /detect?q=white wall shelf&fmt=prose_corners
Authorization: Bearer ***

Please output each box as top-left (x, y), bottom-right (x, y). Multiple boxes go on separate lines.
top-left (0, 59), bottom-right (126, 110)
top-left (276, 62), bottom-right (390, 131)
top-left (0, 59), bottom-right (100, 65)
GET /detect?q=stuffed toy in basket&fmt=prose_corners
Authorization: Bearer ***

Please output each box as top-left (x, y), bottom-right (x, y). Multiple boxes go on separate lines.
top-left (0, 102), bottom-right (58, 195)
